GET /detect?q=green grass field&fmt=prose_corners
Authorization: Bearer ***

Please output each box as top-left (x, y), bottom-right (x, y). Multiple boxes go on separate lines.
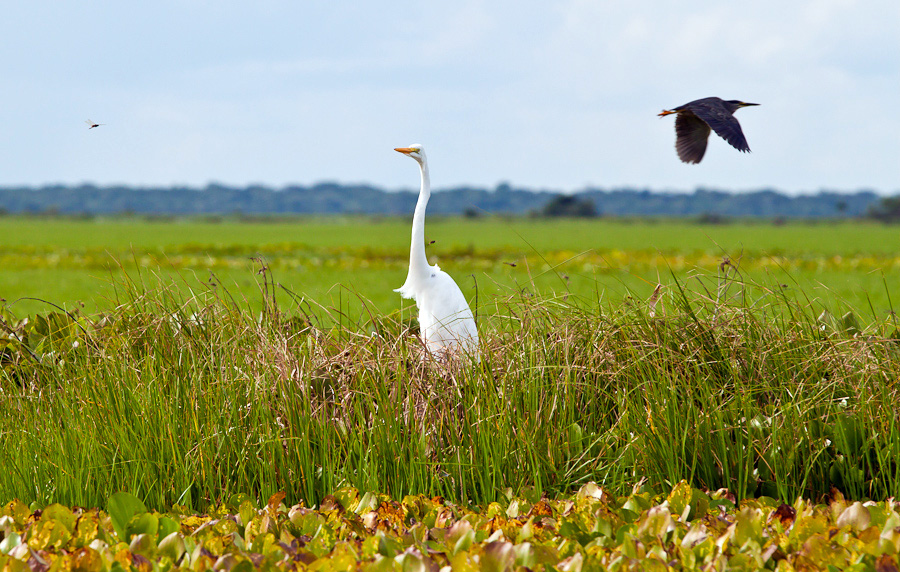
top-left (2, 215), bottom-right (899, 517)
top-left (0, 217), bottom-right (896, 321)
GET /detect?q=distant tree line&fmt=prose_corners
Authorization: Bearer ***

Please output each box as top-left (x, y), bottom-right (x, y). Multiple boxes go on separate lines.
top-left (0, 182), bottom-right (893, 220)
top-left (867, 196), bottom-right (900, 223)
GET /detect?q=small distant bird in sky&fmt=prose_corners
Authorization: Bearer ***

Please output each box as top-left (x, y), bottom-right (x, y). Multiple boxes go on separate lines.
top-left (658, 97), bottom-right (759, 164)
top-left (85, 119), bottom-right (104, 129)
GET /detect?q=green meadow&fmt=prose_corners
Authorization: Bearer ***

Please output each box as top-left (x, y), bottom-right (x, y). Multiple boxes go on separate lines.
top-left (1, 215), bottom-right (899, 517)
top-left (0, 217), bottom-right (896, 321)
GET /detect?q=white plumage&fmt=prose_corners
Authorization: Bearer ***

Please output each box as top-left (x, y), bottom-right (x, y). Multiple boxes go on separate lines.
top-left (394, 144), bottom-right (479, 358)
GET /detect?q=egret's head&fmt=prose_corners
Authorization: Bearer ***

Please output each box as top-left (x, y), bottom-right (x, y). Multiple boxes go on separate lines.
top-left (394, 144), bottom-right (426, 164)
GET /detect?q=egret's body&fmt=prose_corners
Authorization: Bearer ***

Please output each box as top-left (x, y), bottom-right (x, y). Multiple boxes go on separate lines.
top-left (394, 145), bottom-right (479, 358)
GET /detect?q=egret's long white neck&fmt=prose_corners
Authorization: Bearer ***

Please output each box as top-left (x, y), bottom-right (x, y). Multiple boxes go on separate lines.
top-left (408, 158), bottom-right (431, 277)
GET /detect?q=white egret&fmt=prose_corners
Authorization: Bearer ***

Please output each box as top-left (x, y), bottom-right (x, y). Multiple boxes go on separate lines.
top-left (394, 144), bottom-right (479, 358)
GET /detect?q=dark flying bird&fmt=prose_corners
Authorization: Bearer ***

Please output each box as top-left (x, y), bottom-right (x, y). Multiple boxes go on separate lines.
top-left (85, 119), bottom-right (105, 129)
top-left (658, 97), bottom-right (759, 164)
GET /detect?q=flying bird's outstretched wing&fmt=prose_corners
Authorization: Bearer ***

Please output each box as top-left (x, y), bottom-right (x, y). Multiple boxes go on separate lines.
top-left (674, 112), bottom-right (711, 164)
top-left (689, 101), bottom-right (751, 153)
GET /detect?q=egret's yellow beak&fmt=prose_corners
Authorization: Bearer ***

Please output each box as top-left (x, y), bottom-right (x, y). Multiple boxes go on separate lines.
top-left (394, 147), bottom-right (415, 154)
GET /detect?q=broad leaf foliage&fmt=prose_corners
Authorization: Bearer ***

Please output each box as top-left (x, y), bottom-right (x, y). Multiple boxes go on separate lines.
top-left (2, 484), bottom-right (899, 570)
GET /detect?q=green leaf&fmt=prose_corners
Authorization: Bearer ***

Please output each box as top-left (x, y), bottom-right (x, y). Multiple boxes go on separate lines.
top-left (375, 531), bottom-right (403, 559)
top-left (157, 532), bottom-right (186, 562)
top-left (482, 541), bottom-right (515, 572)
top-left (107, 491), bottom-right (147, 541)
top-left (126, 512), bottom-right (159, 539)
top-left (665, 481), bottom-right (692, 519)
top-left (0, 531), bottom-right (21, 555)
top-left (836, 502), bottom-right (871, 531)
top-left (26, 519), bottom-right (71, 551)
top-left (157, 517), bottom-right (179, 542)
top-left (40, 504), bottom-right (76, 533)
top-left (128, 533), bottom-right (157, 558)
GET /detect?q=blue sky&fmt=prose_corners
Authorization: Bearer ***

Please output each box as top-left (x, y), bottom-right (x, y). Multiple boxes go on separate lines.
top-left (1, 1), bottom-right (897, 193)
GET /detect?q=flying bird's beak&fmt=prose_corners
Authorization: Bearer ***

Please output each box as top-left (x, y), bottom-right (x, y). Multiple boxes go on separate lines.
top-left (657, 109), bottom-right (676, 117)
top-left (741, 103), bottom-right (760, 107)
top-left (394, 147), bottom-right (415, 154)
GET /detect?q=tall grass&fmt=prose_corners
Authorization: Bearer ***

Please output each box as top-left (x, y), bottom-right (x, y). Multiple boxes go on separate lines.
top-left (1, 265), bottom-right (898, 510)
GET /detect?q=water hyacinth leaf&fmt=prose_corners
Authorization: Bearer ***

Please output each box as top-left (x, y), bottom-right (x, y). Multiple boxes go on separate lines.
top-left (447, 520), bottom-right (475, 554)
top-left (559, 509), bottom-right (600, 545)
top-left (230, 560), bottom-right (256, 572)
top-left (289, 508), bottom-right (324, 537)
top-left (635, 506), bottom-right (676, 543)
top-left (372, 502), bottom-right (406, 531)
top-left (482, 541), bottom-right (515, 572)
top-left (790, 513), bottom-right (829, 545)
top-left (226, 493), bottom-right (253, 513)
top-left (128, 533), bottom-right (156, 558)
top-left (447, 550), bottom-right (480, 572)
top-left (306, 525), bottom-right (335, 558)
top-left (875, 555), bottom-right (900, 572)
top-left (156, 517), bottom-right (179, 542)
top-left (505, 500), bottom-right (520, 519)
top-left (593, 515), bottom-right (614, 539)
top-left (324, 541), bottom-right (360, 568)
top-left (558, 552), bottom-right (583, 572)
top-left (1, 482), bottom-right (900, 569)
top-left (575, 482), bottom-right (604, 501)
top-left (40, 504), bottom-right (76, 533)
top-left (126, 513), bottom-right (159, 539)
top-left (71, 547), bottom-right (103, 572)
top-left (239, 500), bottom-right (258, 531)
top-left (107, 492), bottom-right (147, 542)
top-left (70, 511), bottom-right (102, 549)
top-left (392, 548), bottom-right (431, 572)
top-left (27, 518), bottom-right (72, 551)
top-left (681, 523), bottom-right (708, 548)
top-left (515, 517), bottom-right (534, 543)
top-left (376, 531), bottom-right (404, 559)
top-left (733, 508), bottom-right (764, 547)
top-left (400, 495), bottom-right (435, 522)
top-left (209, 518), bottom-right (239, 537)
top-left (666, 481), bottom-right (692, 519)
top-left (243, 512), bottom-right (272, 544)
top-left (0, 531), bottom-right (21, 555)
top-left (836, 502), bottom-right (871, 531)
top-left (621, 494), bottom-right (651, 516)
top-left (266, 491), bottom-right (286, 518)
top-left (363, 554), bottom-right (395, 572)
top-left (357, 492), bottom-right (379, 515)
top-left (513, 542), bottom-right (536, 568)
top-left (2, 501), bottom-right (31, 527)
top-left (331, 488), bottom-right (358, 513)
top-left (359, 534), bottom-right (380, 560)
top-left (157, 532), bottom-right (185, 562)
top-left (881, 526), bottom-right (900, 554)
